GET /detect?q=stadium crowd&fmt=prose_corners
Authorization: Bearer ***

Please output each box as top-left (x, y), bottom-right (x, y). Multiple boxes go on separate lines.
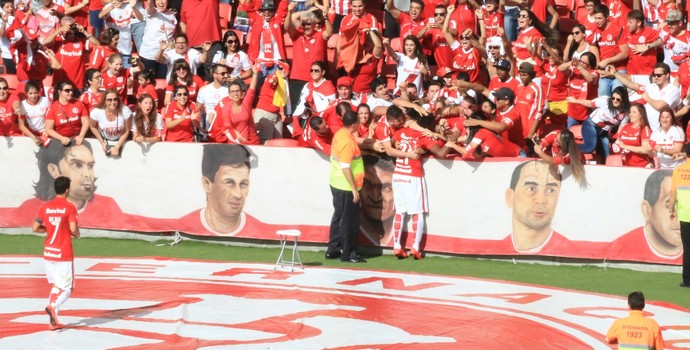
top-left (0, 0), bottom-right (690, 170)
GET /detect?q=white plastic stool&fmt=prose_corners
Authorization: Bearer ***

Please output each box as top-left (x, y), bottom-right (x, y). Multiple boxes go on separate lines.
top-left (274, 229), bottom-right (303, 271)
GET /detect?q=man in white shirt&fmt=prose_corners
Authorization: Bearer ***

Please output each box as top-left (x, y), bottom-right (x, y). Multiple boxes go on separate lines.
top-left (610, 63), bottom-right (680, 131)
top-left (196, 64), bottom-right (230, 136)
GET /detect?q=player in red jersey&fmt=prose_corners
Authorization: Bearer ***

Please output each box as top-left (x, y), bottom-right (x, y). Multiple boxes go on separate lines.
top-left (298, 115), bottom-right (333, 155)
top-left (457, 115), bottom-right (523, 159)
top-left (32, 176), bottom-right (80, 331)
top-left (388, 107), bottom-right (453, 259)
top-left (465, 87), bottom-right (527, 153)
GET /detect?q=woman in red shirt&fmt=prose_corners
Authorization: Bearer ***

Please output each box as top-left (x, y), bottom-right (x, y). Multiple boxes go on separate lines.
top-left (163, 85), bottom-right (199, 142)
top-left (513, 9), bottom-right (559, 79)
top-left (102, 53), bottom-right (143, 102)
top-left (210, 65), bottom-right (260, 145)
top-left (79, 69), bottom-right (104, 112)
top-left (356, 103), bottom-right (375, 138)
top-left (164, 58), bottom-right (205, 106)
top-left (614, 103), bottom-right (654, 168)
top-left (44, 81), bottom-right (90, 146)
top-left (0, 77), bottom-right (21, 136)
top-left (534, 129), bottom-right (585, 183)
top-left (89, 27), bottom-right (120, 71)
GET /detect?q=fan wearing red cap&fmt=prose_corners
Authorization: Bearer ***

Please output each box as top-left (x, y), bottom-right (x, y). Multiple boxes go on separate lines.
top-left (316, 75), bottom-right (360, 136)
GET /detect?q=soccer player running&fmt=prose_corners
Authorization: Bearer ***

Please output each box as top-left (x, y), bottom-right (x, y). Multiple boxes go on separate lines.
top-left (386, 106), bottom-right (453, 259)
top-left (32, 176), bottom-right (80, 330)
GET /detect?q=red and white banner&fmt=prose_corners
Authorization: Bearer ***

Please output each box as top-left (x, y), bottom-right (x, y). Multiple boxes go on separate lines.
top-left (0, 137), bottom-right (682, 265)
top-left (1, 257), bottom-right (689, 349)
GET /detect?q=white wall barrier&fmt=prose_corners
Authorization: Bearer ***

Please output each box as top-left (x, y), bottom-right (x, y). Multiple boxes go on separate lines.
top-left (0, 137), bottom-right (681, 265)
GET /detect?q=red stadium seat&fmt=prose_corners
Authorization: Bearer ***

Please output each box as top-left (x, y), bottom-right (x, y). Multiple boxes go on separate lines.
top-left (219, 3), bottom-right (231, 29)
top-left (381, 63), bottom-right (397, 90)
top-left (265, 138), bottom-right (299, 147)
top-left (231, 29), bottom-right (245, 47)
top-left (42, 75), bottom-right (53, 89)
top-left (390, 37), bottom-right (401, 52)
top-left (569, 124), bottom-right (583, 145)
top-left (605, 154), bottom-right (623, 166)
top-left (0, 74), bottom-right (19, 93)
top-left (554, 0), bottom-right (574, 11)
top-left (155, 79), bottom-right (167, 109)
top-left (327, 33), bottom-right (339, 64)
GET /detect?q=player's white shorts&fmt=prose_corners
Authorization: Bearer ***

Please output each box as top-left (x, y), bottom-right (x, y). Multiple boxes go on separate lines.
top-left (44, 260), bottom-right (74, 290)
top-left (392, 174), bottom-right (428, 214)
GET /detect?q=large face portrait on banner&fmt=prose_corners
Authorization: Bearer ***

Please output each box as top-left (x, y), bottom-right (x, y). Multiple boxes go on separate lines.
top-left (359, 155), bottom-right (396, 246)
top-left (505, 160), bottom-right (562, 252)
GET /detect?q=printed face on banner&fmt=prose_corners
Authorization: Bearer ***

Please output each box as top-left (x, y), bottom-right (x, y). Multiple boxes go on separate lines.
top-left (46, 143), bottom-right (96, 205)
top-left (506, 161), bottom-right (561, 250)
top-left (203, 164), bottom-right (250, 231)
top-left (359, 159), bottom-right (395, 246)
top-left (642, 174), bottom-right (682, 255)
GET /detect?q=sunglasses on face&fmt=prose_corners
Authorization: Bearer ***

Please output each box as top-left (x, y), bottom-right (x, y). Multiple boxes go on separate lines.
top-left (310, 69), bottom-right (322, 73)
top-left (572, 31), bottom-right (582, 34)
top-left (176, 92), bottom-right (189, 97)
top-left (226, 40), bottom-right (238, 44)
top-left (62, 88), bottom-right (74, 93)
top-left (434, 12), bottom-right (446, 16)
top-left (302, 22), bottom-right (313, 26)
top-left (176, 66), bottom-right (189, 71)
top-left (0, 86), bottom-right (8, 91)
top-left (216, 71), bottom-right (228, 76)
top-left (611, 96), bottom-right (622, 102)
top-left (489, 45), bottom-right (500, 49)
top-left (652, 73), bottom-right (666, 78)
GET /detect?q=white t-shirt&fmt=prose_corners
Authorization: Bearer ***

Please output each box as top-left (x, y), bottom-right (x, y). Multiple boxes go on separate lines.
top-left (644, 82), bottom-right (680, 131)
top-left (90, 105), bottom-right (133, 141)
top-left (211, 50), bottom-right (251, 79)
top-left (103, 4), bottom-right (134, 55)
top-left (0, 14), bottom-right (21, 59)
top-left (162, 48), bottom-right (202, 80)
top-left (394, 53), bottom-right (424, 99)
top-left (196, 83), bottom-right (229, 123)
top-left (139, 9), bottom-right (177, 60)
top-left (130, 112), bottom-right (164, 136)
top-left (651, 125), bottom-right (685, 168)
top-left (589, 96), bottom-right (627, 131)
top-left (659, 29), bottom-right (690, 72)
top-left (20, 96), bottom-right (50, 133)
top-left (129, 0), bottom-right (145, 25)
